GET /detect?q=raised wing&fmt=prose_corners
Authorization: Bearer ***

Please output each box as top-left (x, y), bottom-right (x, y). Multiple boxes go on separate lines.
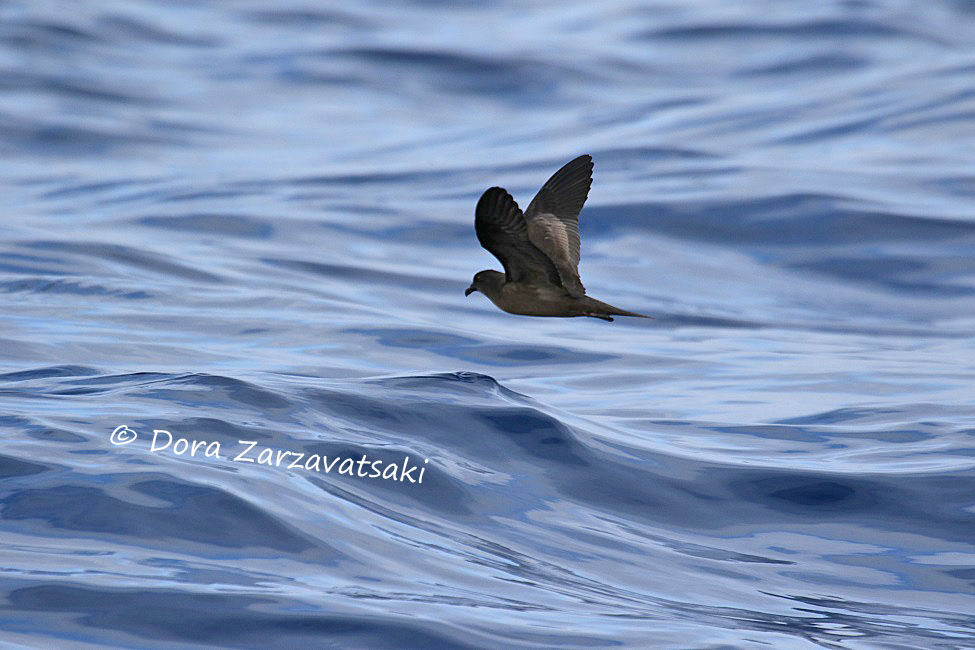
top-left (475, 187), bottom-right (561, 287)
top-left (524, 154), bottom-right (593, 297)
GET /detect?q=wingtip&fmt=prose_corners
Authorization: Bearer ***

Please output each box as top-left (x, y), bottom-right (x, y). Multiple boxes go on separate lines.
top-left (479, 186), bottom-right (508, 200)
top-left (476, 186), bottom-right (513, 214)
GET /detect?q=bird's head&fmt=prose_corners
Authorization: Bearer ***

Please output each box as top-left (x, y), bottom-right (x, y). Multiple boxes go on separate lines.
top-left (465, 270), bottom-right (505, 298)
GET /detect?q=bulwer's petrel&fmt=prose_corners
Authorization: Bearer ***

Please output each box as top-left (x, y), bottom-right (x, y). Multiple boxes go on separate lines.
top-left (465, 154), bottom-right (651, 322)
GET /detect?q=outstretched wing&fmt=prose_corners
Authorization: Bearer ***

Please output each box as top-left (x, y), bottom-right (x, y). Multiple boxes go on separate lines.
top-left (475, 187), bottom-right (561, 286)
top-left (524, 154), bottom-right (593, 297)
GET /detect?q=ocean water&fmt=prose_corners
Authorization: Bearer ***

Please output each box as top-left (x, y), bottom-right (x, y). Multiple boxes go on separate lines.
top-left (2, 0), bottom-right (975, 647)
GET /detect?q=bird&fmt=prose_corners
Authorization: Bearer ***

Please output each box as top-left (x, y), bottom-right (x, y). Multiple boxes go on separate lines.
top-left (465, 154), bottom-right (651, 322)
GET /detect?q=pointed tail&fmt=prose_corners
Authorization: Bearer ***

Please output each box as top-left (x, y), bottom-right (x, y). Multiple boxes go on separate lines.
top-left (585, 297), bottom-right (654, 320)
top-left (612, 308), bottom-right (654, 319)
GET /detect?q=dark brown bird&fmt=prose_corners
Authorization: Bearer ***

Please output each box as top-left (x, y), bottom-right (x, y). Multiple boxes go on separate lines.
top-left (465, 154), bottom-right (651, 322)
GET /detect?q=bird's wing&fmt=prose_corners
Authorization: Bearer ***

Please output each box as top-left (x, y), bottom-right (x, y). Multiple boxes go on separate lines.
top-left (524, 154), bottom-right (593, 297)
top-left (475, 186), bottom-right (562, 286)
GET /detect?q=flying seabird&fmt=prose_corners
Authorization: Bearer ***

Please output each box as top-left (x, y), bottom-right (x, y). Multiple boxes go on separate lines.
top-left (465, 154), bottom-right (651, 322)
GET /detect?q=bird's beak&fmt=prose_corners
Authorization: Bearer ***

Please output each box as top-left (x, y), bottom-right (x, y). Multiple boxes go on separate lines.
top-left (464, 284), bottom-right (476, 297)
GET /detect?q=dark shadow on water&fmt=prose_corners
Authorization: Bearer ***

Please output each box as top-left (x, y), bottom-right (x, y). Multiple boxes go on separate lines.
top-left (349, 327), bottom-right (615, 366)
top-left (5, 584), bottom-right (479, 649)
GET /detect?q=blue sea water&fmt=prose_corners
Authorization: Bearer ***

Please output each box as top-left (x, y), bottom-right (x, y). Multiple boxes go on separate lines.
top-left (1, 0), bottom-right (975, 647)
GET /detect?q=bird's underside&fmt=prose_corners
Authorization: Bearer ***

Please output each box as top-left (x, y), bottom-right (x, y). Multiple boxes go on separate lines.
top-left (468, 154), bottom-right (651, 322)
top-left (494, 281), bottom-right (649, 322)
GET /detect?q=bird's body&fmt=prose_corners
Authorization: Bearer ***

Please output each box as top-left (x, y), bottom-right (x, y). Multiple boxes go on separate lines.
top-left (468, 270), bottom-right (647, 322)
top-left (465, 154), bottom-right (651, 322)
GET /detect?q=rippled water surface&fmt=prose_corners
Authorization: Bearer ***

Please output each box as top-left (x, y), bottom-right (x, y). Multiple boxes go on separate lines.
top-left (2, 1), bottom-right (975, 647)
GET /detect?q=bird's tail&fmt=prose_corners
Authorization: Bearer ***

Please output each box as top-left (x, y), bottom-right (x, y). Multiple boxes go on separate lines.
top-left (584, 297), bottom-right (653, 321)
top-left (613, 308), bottom-right (654, 319)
